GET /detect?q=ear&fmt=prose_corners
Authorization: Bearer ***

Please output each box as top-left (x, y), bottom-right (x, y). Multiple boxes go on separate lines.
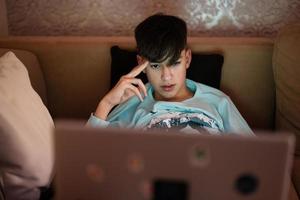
top-left (185, 48), bottom-right (192, 69)
top-left (137, 55), bottom-right (147, 73)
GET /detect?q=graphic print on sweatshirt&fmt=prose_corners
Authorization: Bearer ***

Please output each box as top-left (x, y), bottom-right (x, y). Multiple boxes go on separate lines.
top-left (147, 112), bottom-right (221, 134)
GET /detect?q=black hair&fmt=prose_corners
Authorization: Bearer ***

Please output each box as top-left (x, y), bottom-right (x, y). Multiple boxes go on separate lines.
top-left (134, 13), bottom-right (187, 65)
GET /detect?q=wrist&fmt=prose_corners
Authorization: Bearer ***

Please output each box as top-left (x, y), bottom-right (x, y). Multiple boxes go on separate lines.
top-left (94, 98), bottom-right (114, 120)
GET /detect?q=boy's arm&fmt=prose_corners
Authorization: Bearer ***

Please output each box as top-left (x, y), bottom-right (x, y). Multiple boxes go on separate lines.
top-left (87, 96), bottom-right (140, 128)
top-left (218, 96), bottom-right (254, 134)
top-left (94, 97), bottom-right (115, 121)
top-left (87, 113), bottom-right (110, 127)
top-left (93, 61), bottom-right (149, 121)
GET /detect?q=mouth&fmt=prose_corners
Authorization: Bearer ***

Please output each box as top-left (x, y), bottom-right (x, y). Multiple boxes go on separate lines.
top-left (161, 84), bottom-right (175, 92)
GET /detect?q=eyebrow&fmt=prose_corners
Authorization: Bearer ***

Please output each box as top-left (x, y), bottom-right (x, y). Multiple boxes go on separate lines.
top-left (149, 58), bottom-right (182, 66)
top-left (149, 62), bottom-right (160, 65)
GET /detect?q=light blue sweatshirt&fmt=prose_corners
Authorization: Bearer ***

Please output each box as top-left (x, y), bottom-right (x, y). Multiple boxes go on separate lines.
top-left (87, 79), bottom-right (253, 135)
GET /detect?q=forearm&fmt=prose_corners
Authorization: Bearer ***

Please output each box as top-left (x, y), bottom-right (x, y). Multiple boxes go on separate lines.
top-left (94, 97), bottom-right (115, 120)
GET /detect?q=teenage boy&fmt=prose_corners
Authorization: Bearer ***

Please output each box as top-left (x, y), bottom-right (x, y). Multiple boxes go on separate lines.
top-left (87, 14), bottom-right (253, 135)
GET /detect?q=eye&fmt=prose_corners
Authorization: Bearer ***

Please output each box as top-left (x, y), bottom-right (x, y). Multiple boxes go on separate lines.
top-left (172, 61), bottom-right (181, 66)
top-left (150, 64), bottom-right (160, 69)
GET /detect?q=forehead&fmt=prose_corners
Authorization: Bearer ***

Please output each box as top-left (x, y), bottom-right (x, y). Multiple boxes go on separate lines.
top-left (148, 49), bottom-right (186, 65)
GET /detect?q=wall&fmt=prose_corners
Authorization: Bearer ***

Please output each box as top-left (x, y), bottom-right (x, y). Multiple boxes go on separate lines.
top-left (6, 0), bottom-right (300, 37)
top-left (0, 0), bottom-right (8, 36)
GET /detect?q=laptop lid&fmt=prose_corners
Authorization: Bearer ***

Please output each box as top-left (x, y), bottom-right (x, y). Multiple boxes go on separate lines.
top-left (54, 120), bottom-right (295, 200)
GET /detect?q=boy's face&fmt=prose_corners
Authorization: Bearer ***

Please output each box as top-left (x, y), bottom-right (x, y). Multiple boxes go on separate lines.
top-left (138, 49), bottom-right (192, 101)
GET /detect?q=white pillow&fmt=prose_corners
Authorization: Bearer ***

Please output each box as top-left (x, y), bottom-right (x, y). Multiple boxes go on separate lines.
top-left (0, 51), bottom-right (54, 199)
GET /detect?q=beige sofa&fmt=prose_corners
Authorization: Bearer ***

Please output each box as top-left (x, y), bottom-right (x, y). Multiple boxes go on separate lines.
top-left (0, 24), bottom-right (299, 199)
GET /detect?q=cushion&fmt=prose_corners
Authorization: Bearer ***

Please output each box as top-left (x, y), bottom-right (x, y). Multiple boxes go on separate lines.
top-left (110, 46), bottom-right (223, 89)
top-left (273, 24), bottom-right (300, 155)
top-left (0, 51), bottom-right (54, 199)
top-left (273, 24), bottom-right (300, 195)
top-left (0, 48), bottom-right (48, 106)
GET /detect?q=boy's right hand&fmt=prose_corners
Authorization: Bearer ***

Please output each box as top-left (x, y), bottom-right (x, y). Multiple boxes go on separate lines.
top-left (94, 61), bottom-right (149, 120)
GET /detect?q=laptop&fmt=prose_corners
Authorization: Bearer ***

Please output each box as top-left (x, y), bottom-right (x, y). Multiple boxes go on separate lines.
top-left (54, 120), bottom-right (295, 200)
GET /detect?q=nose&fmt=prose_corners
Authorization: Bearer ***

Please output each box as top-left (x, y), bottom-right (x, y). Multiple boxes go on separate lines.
top-left (161, 66), bottom-right (172, 81)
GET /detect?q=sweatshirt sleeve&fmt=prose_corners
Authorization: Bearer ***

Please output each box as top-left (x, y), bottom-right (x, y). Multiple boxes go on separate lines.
top-left (218, 96), bottom-right (254, 135)
top-left (86, 96), bottom-right (141, 128)
top-left (86, 113), bottom-right (110, 128)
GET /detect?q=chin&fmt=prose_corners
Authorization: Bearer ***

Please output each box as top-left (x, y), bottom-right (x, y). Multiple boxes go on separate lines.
top-left (157, 93), bottom-right (177, 101)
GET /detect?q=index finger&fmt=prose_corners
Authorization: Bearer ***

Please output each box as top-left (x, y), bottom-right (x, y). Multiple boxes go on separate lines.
top-left (126, 61), bottom-right (149, 77)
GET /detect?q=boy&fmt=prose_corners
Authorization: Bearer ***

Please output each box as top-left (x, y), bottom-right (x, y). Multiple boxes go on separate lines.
top-left (87, 14), bottom-right (253, 135)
